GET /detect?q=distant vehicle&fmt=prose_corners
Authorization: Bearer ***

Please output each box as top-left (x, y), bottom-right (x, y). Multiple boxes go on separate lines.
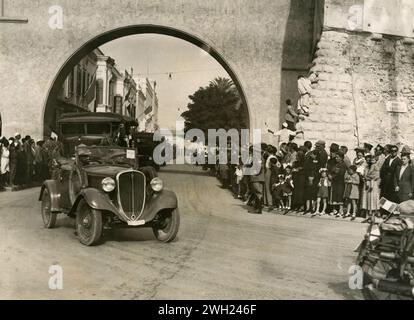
top-left (57, 112), bottom-right (138, 155)
top-left (39, 113), bottom-right (179, 246)
top-left (133, 132), bottom-right (168, 171)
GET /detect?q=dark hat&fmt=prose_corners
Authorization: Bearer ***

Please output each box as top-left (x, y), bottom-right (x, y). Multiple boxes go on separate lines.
top-left (364, 143), bottom-right (373, 150)
top-left (316, 140), bottom-right (326, 147)
top-left (354, 146), bottom-right (365, 153)
top-left (401, 145), bottom-right (411, 154)
top-left (336, 150), bottom-right (345, 159)
top-left (375, 144), bottom-right (384, 152)
top-left (330, 143), bottom-right (339, 153)
top-left (390, 145), bottom-right (399, 152)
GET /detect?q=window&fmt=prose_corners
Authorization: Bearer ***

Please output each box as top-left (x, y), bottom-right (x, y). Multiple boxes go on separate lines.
top-left (69, 69), bottom-right (75, 94)
top-left (82, 69), bottom-right (87, 95)
top-left (76, 66), bottom-right (82, 96)
top-left (61, 124), bottom-right (85, 135)
top-left (87, 123), bottom-right (111, 135)
top-left (96, 79), bottom-right (103, 104)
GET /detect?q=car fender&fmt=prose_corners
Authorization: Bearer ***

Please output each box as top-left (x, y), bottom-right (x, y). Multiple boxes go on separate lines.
top-left (39, 180), bottom-right (62, 213)
top-left (70, 188), bottom-right (125, 221)
top-left (141, 189), bottom-right (178, 222)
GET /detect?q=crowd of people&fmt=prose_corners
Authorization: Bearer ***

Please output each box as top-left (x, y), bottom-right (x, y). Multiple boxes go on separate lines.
top-left (216, 139), bottom-right (414, 222)
top-left (0, 133), bottom-right (63, 191)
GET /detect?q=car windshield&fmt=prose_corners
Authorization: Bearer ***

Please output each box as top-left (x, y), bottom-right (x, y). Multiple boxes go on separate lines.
top-left (76, 146), bottom-right (136, 167)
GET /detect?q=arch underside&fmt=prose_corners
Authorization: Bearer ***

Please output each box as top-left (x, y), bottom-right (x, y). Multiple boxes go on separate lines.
top-left (43, 24), bottom-right (251, 137)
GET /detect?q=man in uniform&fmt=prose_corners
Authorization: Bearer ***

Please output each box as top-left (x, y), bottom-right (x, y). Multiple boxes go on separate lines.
top-left (380, 145), bottom-right (402, 203)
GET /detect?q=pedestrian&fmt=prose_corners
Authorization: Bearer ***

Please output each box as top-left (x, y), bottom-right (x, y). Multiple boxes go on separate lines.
top-left (374, 144), bottom-right (386, 169)
top-left (314, 168), bottom-right (329, 216)
top-left (0, 138), bottom-right (9, 191)
top-left (265, 145), bottom-right (280, 211)
top-left (340, 146), bottom-right (351, 168)
top-left (394, 152), bottom-right (414, 203)
top-left (247, 146), bottom-right (265, 214)
top-left (23, 136), bottom-right (35, 186)
top-left (364, 143), bottom-right (374, 157)
top-left (8, 137), bottom-right (19, 188)
top-left (291, 148), bottom-right (306, 212)
top-left (343, 165), bottom-right (360, 220)
top-left (282, 166), bottom-right (294, 210)
top-left (361, 155), bottom-right (381, 222)
top-left (315, 140), bottom-right (328, 169)
top-left (272, 174), bottom-right (285, 210)
top-left (273, 123), bottom-right (297, 147)
top-left (284, 99), bottom-right (299, 131)
top-left (380, 145), bottom-right (402, 203)
top-left (234, 162), bottom-right (244, 199)
top-left (304, 150), bottom-right (320, 213)
top-left (329, 151), bottom-right (347, 217)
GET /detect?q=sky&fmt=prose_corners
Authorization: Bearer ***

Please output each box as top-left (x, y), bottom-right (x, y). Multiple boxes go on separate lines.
top-left (100, 34), bottom-right (229, 130)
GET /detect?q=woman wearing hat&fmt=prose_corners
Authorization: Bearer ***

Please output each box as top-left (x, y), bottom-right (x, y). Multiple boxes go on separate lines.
top-left (329, 151), bottom-right (347, 216)
top-left (394, 153), bottom-right (414, 203)
top-left (361, 154), bottom-right (381, 221)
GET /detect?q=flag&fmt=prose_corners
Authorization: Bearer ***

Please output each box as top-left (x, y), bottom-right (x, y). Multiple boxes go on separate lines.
top-left (84, 67), bottom-right (97, 108)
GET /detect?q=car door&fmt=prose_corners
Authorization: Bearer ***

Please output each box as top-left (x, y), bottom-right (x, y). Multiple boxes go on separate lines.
top-left (54, 160), bottom-right (74, 210)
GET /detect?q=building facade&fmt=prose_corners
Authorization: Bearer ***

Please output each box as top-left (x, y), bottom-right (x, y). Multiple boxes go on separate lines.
top-left (51, 48), bottom-right (102, 131)
top-left (134, 77), bottom-right (159, 132)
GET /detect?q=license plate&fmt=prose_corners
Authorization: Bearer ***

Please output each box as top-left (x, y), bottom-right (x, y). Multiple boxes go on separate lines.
top-left (127, 220), bottom-right (145, 226)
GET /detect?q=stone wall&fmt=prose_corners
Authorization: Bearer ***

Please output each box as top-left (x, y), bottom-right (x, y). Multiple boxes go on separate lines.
top-left (303, 28), bottom-right (414, 150)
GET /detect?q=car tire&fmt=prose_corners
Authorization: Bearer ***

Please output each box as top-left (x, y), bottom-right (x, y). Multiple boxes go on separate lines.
top-left (152, 209), bottom-right (180, 243)
top-left (76, 199), bottom-right (102, 246)
top-left (41, 188), bottom-right (57, 229)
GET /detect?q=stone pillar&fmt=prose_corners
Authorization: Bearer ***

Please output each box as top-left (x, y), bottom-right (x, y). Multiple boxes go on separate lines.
top-left (302, 29), bottom-right (356, 148)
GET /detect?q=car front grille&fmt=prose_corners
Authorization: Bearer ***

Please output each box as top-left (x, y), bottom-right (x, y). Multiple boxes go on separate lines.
top-left (117, 170), bottom-right (146, 220)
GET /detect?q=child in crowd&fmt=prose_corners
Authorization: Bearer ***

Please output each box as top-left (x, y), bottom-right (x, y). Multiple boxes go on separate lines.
top-left (282, 166), bottom-right (294, 210)
top-left (343, 165), bottom-right (360, 220)
top-left (272, 174), bottom-right (285, 209)
top-left (234, 163), bottom-right (244, 199)
top-left (314, 168), bottom-right (329, 216)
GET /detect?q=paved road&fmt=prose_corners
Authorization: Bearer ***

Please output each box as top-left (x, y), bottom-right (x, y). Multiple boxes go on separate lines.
top-left (0, 164), bottom-right (366, 299)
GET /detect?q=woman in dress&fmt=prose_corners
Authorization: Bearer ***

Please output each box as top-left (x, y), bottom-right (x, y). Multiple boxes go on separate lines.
top-left (1, 139), bottom-right (10, 190)
top-left (361, 154), bottom-right (381, 221)
top-left (329, 151), bottom-right (347, 216)
top-left (291, 148), bottom-right (306, 212)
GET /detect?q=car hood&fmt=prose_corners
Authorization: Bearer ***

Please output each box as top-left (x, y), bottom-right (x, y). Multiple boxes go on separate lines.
top-left (83, 165), bottom-right (130, 178)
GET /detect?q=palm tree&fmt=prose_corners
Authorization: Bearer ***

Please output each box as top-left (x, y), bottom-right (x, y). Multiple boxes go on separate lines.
top-left (209, 77), bottom-right (235, 93)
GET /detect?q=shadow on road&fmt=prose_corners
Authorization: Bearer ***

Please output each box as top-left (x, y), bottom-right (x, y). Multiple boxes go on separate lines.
top-left (160, 168), bottom-right (211, 177)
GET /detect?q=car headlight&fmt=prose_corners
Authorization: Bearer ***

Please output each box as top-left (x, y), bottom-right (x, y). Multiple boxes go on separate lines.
top-left (150, 177), bottom-right (163, 192)
top-left (101, 177), bottom-right (115, 192)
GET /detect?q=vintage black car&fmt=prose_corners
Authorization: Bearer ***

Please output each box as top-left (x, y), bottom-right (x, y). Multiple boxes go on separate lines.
top-left (39, 113), bottom-right (179, 246)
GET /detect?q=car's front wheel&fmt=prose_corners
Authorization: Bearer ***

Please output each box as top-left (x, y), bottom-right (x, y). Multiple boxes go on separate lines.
top-left (152, 209), bottom-right (180, 243)
top-left (76, 199), bottom-right (102, 246)
top-left (41, 188), bottom-right (57, 229)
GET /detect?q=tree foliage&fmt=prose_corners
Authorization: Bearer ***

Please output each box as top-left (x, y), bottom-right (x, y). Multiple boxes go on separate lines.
top-left (181, 77), bottom-right (248, 136)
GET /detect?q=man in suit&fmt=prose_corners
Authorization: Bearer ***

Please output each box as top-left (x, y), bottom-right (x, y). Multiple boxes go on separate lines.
top-left (247, 145), bottom-right (265, 214)
top-left (394, 153), bottom-right (414, 203)
top-left (380, 145), bottom-right (402, 203)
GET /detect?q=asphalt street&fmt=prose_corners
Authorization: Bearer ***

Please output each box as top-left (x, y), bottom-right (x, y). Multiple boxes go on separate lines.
top-left (0, 164), bottom-right (366, 299)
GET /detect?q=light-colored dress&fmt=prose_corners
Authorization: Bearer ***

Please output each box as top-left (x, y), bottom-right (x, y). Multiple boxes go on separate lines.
top-left (1, 146), bottom-right (10, 174)
top-left (361, 163), bottom-right (381, 211)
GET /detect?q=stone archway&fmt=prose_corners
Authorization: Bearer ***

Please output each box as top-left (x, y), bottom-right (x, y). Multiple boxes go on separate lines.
top-left (43, 25), bottom-right (251, 138)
